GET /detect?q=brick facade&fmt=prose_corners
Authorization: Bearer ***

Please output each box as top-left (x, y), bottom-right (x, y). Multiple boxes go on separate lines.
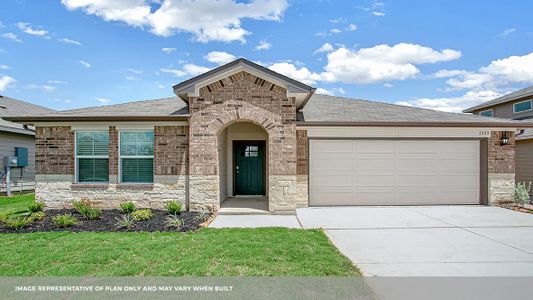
top-left (109, 126), bottom-right (118, 176)
top-left (488, 131), bottom-right (515, 174)
top-left (154, 126), bottom-right (189, 176)
top-left (296, 130), bottom-right (308, 176)
top-left (35, 126), bottom-right (74, 175)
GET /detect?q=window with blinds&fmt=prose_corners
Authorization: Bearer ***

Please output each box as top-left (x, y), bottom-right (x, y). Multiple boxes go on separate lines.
top-left (120, 131), bottom-right (154, 183)
top-left (76, 131), bottom-right (109, 182)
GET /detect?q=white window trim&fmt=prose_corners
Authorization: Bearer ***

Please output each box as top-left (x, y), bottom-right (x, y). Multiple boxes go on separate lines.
top-left (74, 130), bottom-right (110, 184)
top-left (479, 109), bottom-right (494, 117)
top-left (118, 129), bottom-right (155, 184)
top-left (513, 99), bottom-right (532, 113)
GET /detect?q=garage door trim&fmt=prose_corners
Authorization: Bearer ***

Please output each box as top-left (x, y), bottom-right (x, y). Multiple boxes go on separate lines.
top-left (307, 137), bottom-right (488, 206)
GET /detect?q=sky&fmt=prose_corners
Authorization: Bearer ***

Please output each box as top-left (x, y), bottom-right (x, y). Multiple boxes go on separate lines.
top-left (0, 0), bottom-right (532, 113)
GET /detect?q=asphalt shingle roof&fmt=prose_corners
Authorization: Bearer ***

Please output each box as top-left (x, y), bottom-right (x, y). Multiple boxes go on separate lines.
top-left (300, 94), bottom-right (532, 125)
top-left (463, 85), bottom-right (533, 113)
top-left (0, 96), bottom-right (54, 134)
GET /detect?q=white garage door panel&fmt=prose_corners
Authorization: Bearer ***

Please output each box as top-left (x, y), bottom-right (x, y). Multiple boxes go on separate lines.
top-left (309, 140), bottom-right (480, 206)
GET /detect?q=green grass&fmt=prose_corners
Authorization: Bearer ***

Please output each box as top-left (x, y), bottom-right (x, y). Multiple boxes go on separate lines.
top-left (0, 229), bottom-right (359, 276)
top-left (0, 193), bottom-right (35, 217)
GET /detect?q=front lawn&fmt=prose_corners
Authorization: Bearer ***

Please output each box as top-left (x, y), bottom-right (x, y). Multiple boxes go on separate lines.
top-left (0, 229), bottom-right (360, 276)
top-left (0, 193), bottom-right (35, 217)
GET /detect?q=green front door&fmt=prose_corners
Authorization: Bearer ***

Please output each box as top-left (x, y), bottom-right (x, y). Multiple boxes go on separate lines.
top-left (234, 141), bottom-right (265, 195)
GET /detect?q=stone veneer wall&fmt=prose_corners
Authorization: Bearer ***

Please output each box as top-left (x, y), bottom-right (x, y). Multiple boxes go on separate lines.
top-left (35, 125), bottom-right (189, 209)
top-left (295, 130), bottom-right (308, 208)
top-left (487, 130), bottom-right (516, 204)
top-left (187, 71), bottom-right (298, 213)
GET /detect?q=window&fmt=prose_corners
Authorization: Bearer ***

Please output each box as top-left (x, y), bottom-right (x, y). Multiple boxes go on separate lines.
top-left (479, 109), bottom-right (494, 117)
top-left (76, 131), bottom-right (109, 182)
top-left (242, 145), bottom-right (259, 157)
top-left (513, 100), bottom-right (532, 113)
top-left (119, 131), bottom-right (154, 183)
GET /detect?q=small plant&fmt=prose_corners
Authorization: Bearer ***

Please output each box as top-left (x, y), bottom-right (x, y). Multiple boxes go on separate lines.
top-left (131, 209), bottom-right (153, 221)
top-left (53, 213), bottom-right (78, 228)
top-left (28, 211), bottom-right (46, 222)
top-left (164, 215), bottom-right (184, 229)
top-left (4, 217), bottom-right (31, 230)
top-left (120, 201), bottom-right (136, 214)
top-left (165, 201), bottom-right (182, 215)
top-left (28, 202), bottom-right (45, 213)
top-left (195, 210), bottom-right (210, 222)
top-left (514, 182), bottom-right (532, 207)
top-left (115, 214), bottom-right (135, 229)
top-left (72, 200), bottom-right (101, 219)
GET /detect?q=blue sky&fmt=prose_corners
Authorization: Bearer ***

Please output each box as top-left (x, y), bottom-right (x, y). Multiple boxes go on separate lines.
top-left (0, 0), bottom-right (532, 112)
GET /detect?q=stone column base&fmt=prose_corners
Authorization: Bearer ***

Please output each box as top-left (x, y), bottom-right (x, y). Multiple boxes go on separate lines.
top-left (488, 173), bottom-right (515, 205)
top-left (269, 175), bottom-right (297, 213)
top-left (188, 175), bottom-right (220, 212)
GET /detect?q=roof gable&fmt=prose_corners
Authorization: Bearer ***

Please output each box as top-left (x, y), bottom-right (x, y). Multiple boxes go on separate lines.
top-left (463, 85), bottom-right (533, 113)
top-left (172, 58), bottom-right (315, 109)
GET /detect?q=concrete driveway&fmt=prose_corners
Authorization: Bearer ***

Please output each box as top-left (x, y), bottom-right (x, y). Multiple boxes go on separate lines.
top-left (297, 206), bottom-right (533, 276)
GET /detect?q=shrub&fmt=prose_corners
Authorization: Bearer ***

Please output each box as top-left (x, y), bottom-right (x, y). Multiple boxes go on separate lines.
top-left (195, 210), bottom-right (210, 223)
top-left (28, 202), bottom-right (45, 213)
top-left (165, 201), bottom-right (182, 215)
top-left (514, 182), bottom-right (532, 207)
top-left (131, 209), bottom-right (153, 221)
top-left (120, 201), bottom-right (136, 214)
top-left (53, 214), bottom-right (78, 228)
top-left (115, 214), bottom-right (135, 229)
top-left (28, 211), bottom-right (46, 222)
top-left (5, 217), bottom-right (31, 230)
top-left (72, 201), bottom-right (101, 219)
top-left (164, 215), bottom-right (184, 229)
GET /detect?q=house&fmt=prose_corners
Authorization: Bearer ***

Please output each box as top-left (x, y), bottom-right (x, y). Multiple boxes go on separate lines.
top-left (0, 95), bottom-right (55, 194)
top-left (464, 86), bottom-right (533, 196)
top-left (6, 59), bottom-right (532, 212)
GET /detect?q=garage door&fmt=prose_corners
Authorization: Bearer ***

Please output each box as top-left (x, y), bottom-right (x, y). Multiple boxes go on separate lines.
top-left (309, 140), bottom-right (480, 205)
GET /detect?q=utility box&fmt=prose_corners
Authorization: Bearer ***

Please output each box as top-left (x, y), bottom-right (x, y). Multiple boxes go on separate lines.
top-left (4, 156), bottom-right (18, 167)
top-left (15, 147), bottom-right (28, 167)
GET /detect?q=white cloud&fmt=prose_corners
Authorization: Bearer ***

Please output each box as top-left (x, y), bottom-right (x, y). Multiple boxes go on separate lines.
top-left (79, 60), bottom-right (91, 68)
top-left (2, 32), bottom-right (22, 43)
top-left (48, 80), bottom-right (68, 84)
top-left (330, 28), bottom-right (341, 34)
top-left (0, 64), bottom-right (10, 70)
top-left (0, 75), bottom-right (15, 91)
top-left (125, 76), bottom-right (137, 80)
top-left (346, 24), bottom-right (357, 31)
top-left (96, 97), bottom-right (111, 103)
top-left (256, 40), bottom-right (272, 50)
top-left (126, 68), bottom-right (143, 74)
top-left (17, 22), bottom-right (48, 36)
top-left (329, 18), bottom-right (346, 24)
top-left (373, 11), bottom-right (385, 16)
top-left (58, 38), bottom-right (82, 46)
top-left (397, 90), bottom-right (502, 113)
top-left (25, 84), bottom-right (56, 92)
top-left (315, 87), bottom-right (334, 95)
top-left (161, 47), bottom-right (176, 54)
top-left (61, 0), bottom-right (289, 43)
top-left (182, 63), bottom-right (211, 76)
top-left (481, 52), bottom-right (533, 83)
top-left (322, 43), bottom-right (461, 84)
top-left (314, 43), bottom-right (334, 54)
top-left (498, 28), bottom-right (516, 37)
top-left (268, 62), bottom-right (322, 85)
top-left (160, 68), bottom-right (186, 77)
top-left (204, 51), bottom-right (236, 65)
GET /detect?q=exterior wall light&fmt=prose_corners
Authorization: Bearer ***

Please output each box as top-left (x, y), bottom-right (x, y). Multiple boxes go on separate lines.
top-left (500, 133), bottom-right (510, 146)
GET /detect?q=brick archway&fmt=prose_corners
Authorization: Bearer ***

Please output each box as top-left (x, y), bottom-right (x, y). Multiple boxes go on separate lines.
top-left (188, 100), bottom-right (297, 212)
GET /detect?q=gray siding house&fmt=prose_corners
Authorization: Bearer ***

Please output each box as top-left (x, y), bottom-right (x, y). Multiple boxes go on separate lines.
top-left (0, 96), bottom-right (54, 194)
top-left (464, 86), bottom-right (533, 196)
top-left (7, 59), bottom-right (533, 212)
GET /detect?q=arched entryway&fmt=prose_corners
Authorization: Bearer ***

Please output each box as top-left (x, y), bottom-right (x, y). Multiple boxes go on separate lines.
top-left (218, 121), bottom-right (269, 213)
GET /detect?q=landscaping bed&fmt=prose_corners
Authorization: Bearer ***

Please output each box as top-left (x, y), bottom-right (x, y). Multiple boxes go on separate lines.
top-left (0, 209), bottom-right (209, 233)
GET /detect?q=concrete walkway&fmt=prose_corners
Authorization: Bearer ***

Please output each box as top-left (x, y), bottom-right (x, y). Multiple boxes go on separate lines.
top-left (297, 206), bottom-right (533, 276)
top-left (209, 215), bottom-right (301, 228)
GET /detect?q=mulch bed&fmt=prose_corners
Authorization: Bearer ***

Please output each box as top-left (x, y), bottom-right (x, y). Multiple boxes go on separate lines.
top-left (499, 204), bottom-right (533, 214)
top-left (0, 209), bottom-right (211, 233)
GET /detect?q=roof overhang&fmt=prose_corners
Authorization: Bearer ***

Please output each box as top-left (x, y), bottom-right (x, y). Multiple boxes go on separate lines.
top-left (296, 121), bottom-right (533, 128)
top-left (0, 125), bottom-right (34, 135)
top-left (172, 58), bottom-right (315, 110)
top-left (4, 115), bottom-right (189, 125)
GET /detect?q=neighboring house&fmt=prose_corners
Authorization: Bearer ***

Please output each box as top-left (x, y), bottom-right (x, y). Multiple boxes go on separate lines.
top-left (6, 59), bottom-right (532, 212)
top-left (0, 95), bottom-right (55, 194)
top-left (464, 86), bottom-right (533, 196)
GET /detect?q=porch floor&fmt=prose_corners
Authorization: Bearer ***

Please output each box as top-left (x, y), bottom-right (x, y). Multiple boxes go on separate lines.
top-left (219, 197), bottom-right (270, 214)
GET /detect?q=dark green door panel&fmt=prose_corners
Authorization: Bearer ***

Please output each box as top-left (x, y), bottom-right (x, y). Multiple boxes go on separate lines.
top-left (234, 141), bottom-right (265, 195)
